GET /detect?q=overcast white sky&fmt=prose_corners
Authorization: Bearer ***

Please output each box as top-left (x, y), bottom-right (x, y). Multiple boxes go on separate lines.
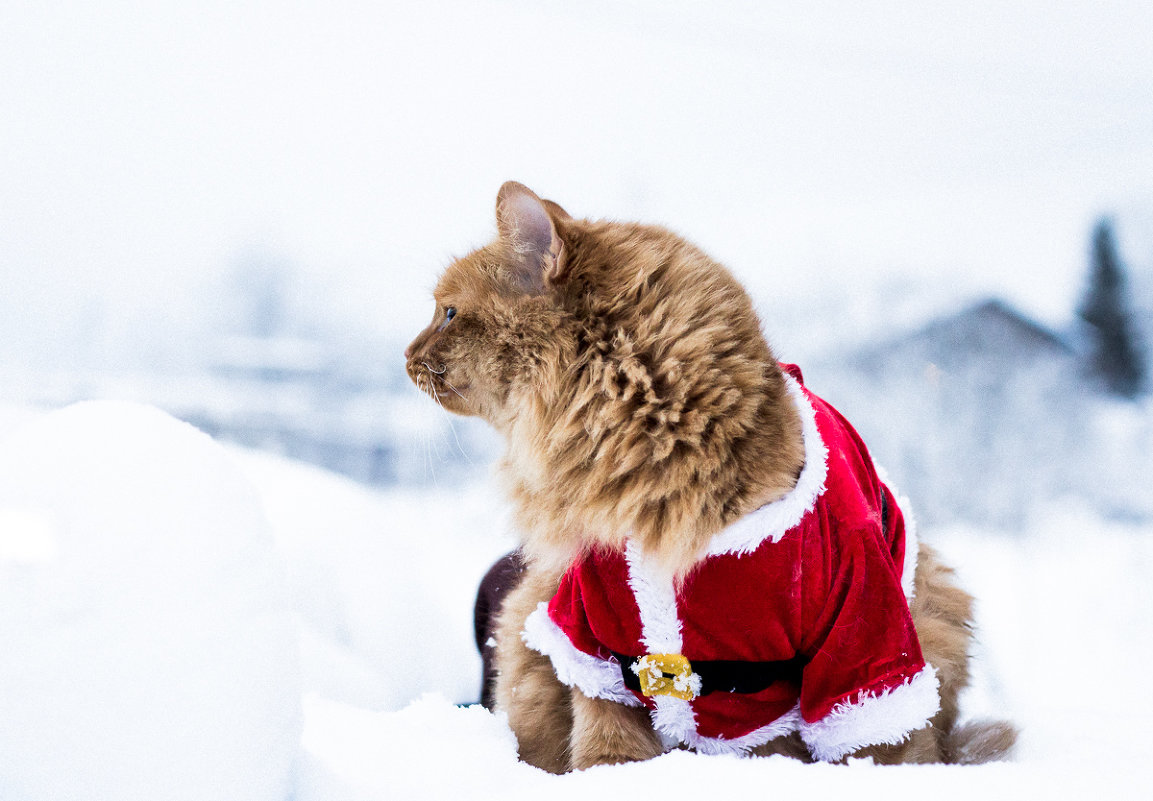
top-left (2, 0), bottom-right (1151, 367)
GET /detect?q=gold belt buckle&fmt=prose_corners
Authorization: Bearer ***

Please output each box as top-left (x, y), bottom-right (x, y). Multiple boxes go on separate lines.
top-left (632, 653), bottom-right (700, 701)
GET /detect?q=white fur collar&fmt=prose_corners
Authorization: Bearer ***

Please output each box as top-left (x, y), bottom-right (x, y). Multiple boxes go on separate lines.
top-left (704, 372), bottom-right (828, 557)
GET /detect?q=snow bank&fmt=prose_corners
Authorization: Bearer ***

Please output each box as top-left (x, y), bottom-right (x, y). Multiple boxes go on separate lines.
top-left (0, 402), bottom-right (300, 801)
top-left (297, 694), bottom-right (526, 800)
top-left (233, 448), bottom-right (517, 710)
top-left (295, 694), bottom-right (1132, 801)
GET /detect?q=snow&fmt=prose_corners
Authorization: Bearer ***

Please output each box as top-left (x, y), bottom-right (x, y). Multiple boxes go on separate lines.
top-left (2, 401), bottom-right (1150, 799)
top-left (938, 505), bottom-right (1153, 767)
top-left (0, 402), bottom-right (299, 801)
top-left (234, 446), bottom-right (517, 711)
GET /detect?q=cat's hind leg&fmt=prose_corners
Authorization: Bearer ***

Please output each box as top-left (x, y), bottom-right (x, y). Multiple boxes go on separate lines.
top-left (854, 543), bottom-right (1017, 765)
top-left (911, 544), bottom-right (1018, 764)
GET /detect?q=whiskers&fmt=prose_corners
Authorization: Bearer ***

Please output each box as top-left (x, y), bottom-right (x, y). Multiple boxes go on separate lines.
top-left (406, 361), bottom-right (475, 477)
top-left (416, 362), bottom-right (468, 404)
top-left (439, 377), bottom-right (469, 403)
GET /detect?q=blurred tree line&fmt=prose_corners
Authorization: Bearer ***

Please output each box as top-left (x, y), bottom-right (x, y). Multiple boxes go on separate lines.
top-left (1078, 218), bottom-right (1147, 399)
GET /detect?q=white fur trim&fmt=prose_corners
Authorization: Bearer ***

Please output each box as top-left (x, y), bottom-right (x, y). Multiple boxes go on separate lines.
top-left (625, 540), bottom-right (682, 653)
top-left (683, 705), bottom-right (804, 756)
top-left (522, 603), bottom-right (641, 706)
top-left (650, 696), bottom-right (697, 744)
top-left (873, 462), bottom-right (919, 602)
top-left (896, 488), bottom-right (919, 602)
top-left (800, 664), bottom-right (941, 762)
top-left (705, 372), bottom-right (828, 556)
top-left (624, 542), bottom-right (699, 741)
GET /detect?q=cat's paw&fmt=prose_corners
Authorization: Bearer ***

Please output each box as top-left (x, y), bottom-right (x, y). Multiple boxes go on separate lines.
top-left (568, 694), bottom-right (664, 771)
top-left (570, 740), bottom-right (664, 771)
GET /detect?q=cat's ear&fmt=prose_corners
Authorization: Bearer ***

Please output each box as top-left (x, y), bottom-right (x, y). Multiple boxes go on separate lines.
top-left (541, 199), bottom-right (572, 222)
top-left (496, 181), bottom-right (569, 293)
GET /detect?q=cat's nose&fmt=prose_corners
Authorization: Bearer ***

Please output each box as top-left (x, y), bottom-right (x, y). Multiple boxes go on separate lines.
top-left (406, 330), bottom-right (431, 360)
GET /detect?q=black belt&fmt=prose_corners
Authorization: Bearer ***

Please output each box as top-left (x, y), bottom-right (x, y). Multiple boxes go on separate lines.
top-left (611, 651), bottom-right (806, 698)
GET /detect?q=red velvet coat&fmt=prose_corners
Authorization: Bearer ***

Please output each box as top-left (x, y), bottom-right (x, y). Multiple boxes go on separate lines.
top-left (523, 365), bottom-right (939, 761)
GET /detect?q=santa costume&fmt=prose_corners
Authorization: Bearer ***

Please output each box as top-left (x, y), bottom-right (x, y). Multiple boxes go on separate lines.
top-left (523, 364), bottom-right (939, 761)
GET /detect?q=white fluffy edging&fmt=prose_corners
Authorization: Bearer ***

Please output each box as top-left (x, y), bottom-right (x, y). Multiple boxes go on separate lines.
top-left (872, 462), bottom-right (919, 602)
top-left (896, 487), bottom-right (919, 602)
top-left (800, 665), bottom-right (940, 762)
top-left (706, 372), bottom-right (828, 557)
top-left (624, 540), bottom-right (699, 743)
top-left (624, 541), bottom-right (682, 654)
top-left (683, 706), bottom-right (804, 756)
top-left (521, 603), bottom-right (641, 706)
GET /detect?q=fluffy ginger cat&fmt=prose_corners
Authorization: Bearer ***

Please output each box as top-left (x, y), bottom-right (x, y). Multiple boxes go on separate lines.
top-left (405, 182), bottom-right (1016, 772)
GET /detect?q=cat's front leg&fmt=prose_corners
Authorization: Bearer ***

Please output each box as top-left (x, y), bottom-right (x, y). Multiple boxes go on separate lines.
top-left (493, 566), bottom-right (574, 774)
top-left (568, 691), bottom-right (664, 770)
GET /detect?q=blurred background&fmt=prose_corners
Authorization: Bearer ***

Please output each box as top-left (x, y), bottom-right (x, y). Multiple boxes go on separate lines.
top-left (3, 0), bottom-right (1152, 525)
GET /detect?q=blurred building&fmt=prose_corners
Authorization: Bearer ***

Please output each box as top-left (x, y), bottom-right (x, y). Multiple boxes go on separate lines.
top-left (812, 299), bottom-right (1153, 528)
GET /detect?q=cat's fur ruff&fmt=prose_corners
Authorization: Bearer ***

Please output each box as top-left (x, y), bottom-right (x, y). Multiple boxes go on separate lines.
top-left (405, 181), bottom-right (1016, 772)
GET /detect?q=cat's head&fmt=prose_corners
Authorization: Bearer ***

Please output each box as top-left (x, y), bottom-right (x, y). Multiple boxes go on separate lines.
top-left (405, 181), bottom-right (575, 426)
top-left (406, 182), bottom-right (802, 567)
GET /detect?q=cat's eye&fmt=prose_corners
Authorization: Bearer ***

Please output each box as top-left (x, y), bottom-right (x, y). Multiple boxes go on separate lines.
top-left (437, 306), bottom-right (457, 332)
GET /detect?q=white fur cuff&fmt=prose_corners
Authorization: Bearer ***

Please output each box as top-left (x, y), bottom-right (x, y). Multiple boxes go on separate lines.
top-left (800, 664), bottom-right (941, 762)
top-left (521, 603), bottom-right (642, 706)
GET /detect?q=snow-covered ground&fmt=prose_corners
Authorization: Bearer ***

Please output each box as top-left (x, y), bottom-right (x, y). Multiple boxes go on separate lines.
top-left (1, 401), bottom-right (1149, 800)
top-left (0, 403), bottom-right (300, 800)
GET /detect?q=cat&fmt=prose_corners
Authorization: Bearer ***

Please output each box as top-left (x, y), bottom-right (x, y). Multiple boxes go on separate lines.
top-left (405, 181), bottom-right (1017, 772)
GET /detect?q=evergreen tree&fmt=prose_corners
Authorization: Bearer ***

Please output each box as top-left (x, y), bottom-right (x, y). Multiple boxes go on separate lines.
top-left (1077, 218), bottom-right (1147, 398)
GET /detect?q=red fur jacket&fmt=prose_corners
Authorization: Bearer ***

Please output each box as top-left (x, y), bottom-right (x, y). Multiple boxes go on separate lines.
top-left (523, 365), bottom-right (939, 761)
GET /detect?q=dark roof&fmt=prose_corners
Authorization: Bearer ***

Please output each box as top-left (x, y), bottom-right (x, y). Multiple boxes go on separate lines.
top-left (915, 298), bottom-right (1074, 355)
top-left (851, 298), bottom-right (1075, 372)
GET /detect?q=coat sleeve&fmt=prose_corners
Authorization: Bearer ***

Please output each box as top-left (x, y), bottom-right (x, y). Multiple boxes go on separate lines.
top-left (521, 567), bottom-right (641, 706)
top-left (796, 517), bottom-right (939, 761)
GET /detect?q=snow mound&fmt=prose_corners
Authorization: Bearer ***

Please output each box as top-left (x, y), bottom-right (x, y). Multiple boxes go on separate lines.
top-left (0, 401), bottom-right (300, 801)
top-left (234, 448), bottom-right (518, 710)
top-left (298, 694), bottom-right (524, 800)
